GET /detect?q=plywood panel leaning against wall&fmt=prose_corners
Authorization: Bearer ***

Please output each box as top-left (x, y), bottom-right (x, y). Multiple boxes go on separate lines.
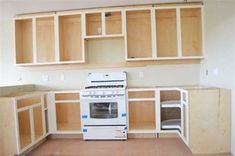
top-left (188, 88), bottom-right (231, 154)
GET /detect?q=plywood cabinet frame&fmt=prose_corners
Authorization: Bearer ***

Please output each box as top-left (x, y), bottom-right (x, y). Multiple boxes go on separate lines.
top-left (48, 91), bottom-right (82, 134)
top-left (14, 93), bottom-right (46, 154)
top-left (14, 4), bottom-right (204, 66)
top-left (156, 88), bottom-right (189, 144)
top-left (127, 88), bottom-right (158, 133)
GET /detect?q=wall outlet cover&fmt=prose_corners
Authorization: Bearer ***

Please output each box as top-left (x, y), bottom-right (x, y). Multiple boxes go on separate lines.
top-left (42, 75), bottom-right (49, 81)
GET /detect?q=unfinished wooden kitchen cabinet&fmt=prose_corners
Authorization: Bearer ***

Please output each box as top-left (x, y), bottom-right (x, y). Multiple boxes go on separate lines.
top-left (54, 92), bottom-right (81, 132)
top-left (159, 89), bottom-right (182, 132)
top-left (127, 89), bottom-right (156, 133)
top-left (86, 13), bottom-right (102, 36)
top-left (180, 8), bottom-right (203, 57)
top-left (36, 17), bottom-right (55, 63)
top-left (15, 19), bottom-right (33, 64)
top-left (156, 9), bottom-right (178, 58)
top-left (59, 14), bottom-right (84, 62)
top-left (126, 10), bottom-right (152, 60)
top-left (0, 92), bottom-right (46, 156)
top-left (105, 11), bottom-right (122, 35)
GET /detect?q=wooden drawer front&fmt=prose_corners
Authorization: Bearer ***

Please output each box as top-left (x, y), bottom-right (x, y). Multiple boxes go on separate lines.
top-left (128, 91), bottom-right (155, 99)
top-left (129, 101), bottom-right (156, 131)
top-left (160, 90), bottom-right (180, 102)
top-left (17, 96), bottom-right (41, 109)
top-left (55, 93), bottom-right (80, 101)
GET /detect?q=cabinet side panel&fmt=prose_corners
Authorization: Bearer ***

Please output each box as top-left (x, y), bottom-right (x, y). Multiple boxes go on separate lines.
top-left (188, 89), bottom-right (231, 154)
top-left (0, 99), bottom-right (18, 156)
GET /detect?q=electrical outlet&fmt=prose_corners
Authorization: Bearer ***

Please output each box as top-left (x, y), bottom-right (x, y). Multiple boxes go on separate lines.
top-left (139, 71), bottom-right (144, 79)
top-left (42, 75), bottom-right (49, 82)
top-left (213, 68), bottom-right (219, 76)
top-left (60, 74), bottom-right (65, 81)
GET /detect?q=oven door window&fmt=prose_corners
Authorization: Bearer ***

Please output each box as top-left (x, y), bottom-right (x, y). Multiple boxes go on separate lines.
top-left (90, 102), bottom-right (118, 119)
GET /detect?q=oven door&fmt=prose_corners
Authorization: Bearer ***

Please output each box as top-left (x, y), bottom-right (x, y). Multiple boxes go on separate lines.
top-left (81, 97), bottom-right (126, 126)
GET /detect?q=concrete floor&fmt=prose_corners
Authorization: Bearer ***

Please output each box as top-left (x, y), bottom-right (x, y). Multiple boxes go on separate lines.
top-left (27, 138), bottom-right (231, 156)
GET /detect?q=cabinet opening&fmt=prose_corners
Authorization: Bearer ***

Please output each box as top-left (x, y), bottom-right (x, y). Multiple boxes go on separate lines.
top-left (56, 103), bottom-right (81, 131)
top-left (36, 17), bottom-right (55, 63)
top-left (17, 96), bottom-right (41, 109)
top-left (59, 15), bottom-right (83, 62)
top-left (33, 106), bottom-right (44, 140)
top-left (86, 37), bottom-right (125, 64)
top-left (86, 13), bottom-right (102, 36)
top-left (105, 11), bottom-right (122, 35)
top-left (156, 9), bottom-right (178, 57)
top-left (160, 90), bottom-right (181, 131)
top-left (18, 110), bottom-right (32, 149)
top-left (181, 8), bottom-right (202, 56)
top-left (15, 19), bottom-right (33, 64)
top-left (128, 91), bottom-right (155, 99)
top-left (126, 10), bottom-right (152, 59)
top-left (129, 101), bottom-right (156, 131)
top-left (55, 93), bottom-right (80, 101)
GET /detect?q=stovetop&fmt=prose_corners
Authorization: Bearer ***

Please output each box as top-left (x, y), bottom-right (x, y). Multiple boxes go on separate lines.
top-left (85, 85), bottom-right (124, 89)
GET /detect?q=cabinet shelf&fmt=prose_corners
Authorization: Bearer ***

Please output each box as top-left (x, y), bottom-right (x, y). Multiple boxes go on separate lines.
top-left (161, 100), bottom-right (181, 108)
top-left (161, 119), bottom-right (181, 130)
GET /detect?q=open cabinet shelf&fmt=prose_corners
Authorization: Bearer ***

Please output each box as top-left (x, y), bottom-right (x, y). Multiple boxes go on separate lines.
top-left (160, 90), bottom-right (181, 131)
top-left (59, 14), bottom-right (83, 62)
top-left (15, 19), bottom-right (33, 64)
top-left (126, 10), bottom-right (152, 59)
top-left (36, 17), bottom-right (55, 63)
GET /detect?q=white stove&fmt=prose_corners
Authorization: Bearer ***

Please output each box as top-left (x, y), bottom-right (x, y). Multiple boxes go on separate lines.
top-left (80, 72), bottom-right (127, 140)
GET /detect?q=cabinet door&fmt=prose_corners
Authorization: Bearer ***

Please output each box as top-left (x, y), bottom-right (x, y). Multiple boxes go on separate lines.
top-left (181, 90), bottom-right (189, 146)
top-left (33, 106), bottom-right (44, 140)
top-left (18, 110), bottom-right (32, 150)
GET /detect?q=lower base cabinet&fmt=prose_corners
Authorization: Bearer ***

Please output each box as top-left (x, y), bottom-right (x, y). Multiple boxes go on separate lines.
top-left (128, 87), bottom-right (231, 155)
top-left (0, 93), bottom-right (47, 156)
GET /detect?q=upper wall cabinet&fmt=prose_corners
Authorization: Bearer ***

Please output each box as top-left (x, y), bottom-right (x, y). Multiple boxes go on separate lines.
top-left (85, 11), bottom-right (123, 38)
top-left (14, 3), bottom-right (203, 66)
top-left (126, 10), bottom-right (153, 60)
top-left (59, 14), bottom-right (84, 62)
top-left (36, 17), bottom-right (55, 63)
top-left (180, 8), bottom-right (202, 57)
top-left (15, 19), bottom-right (33, 64)
top-left (156, 9), bottom-right (178, 58)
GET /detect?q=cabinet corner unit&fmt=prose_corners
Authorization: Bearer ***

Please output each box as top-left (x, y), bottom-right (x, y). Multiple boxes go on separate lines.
top-left (0, 92), bottom-right (48, 156)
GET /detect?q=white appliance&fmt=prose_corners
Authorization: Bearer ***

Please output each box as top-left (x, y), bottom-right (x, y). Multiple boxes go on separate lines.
top-left (80, 72), bottom-right (127, 140)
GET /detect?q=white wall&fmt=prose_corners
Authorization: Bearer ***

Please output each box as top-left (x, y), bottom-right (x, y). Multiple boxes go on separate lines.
top-left (200, 0), bottom-right (235, 154)
top-left (0, 1), bottom-right (201, 90)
